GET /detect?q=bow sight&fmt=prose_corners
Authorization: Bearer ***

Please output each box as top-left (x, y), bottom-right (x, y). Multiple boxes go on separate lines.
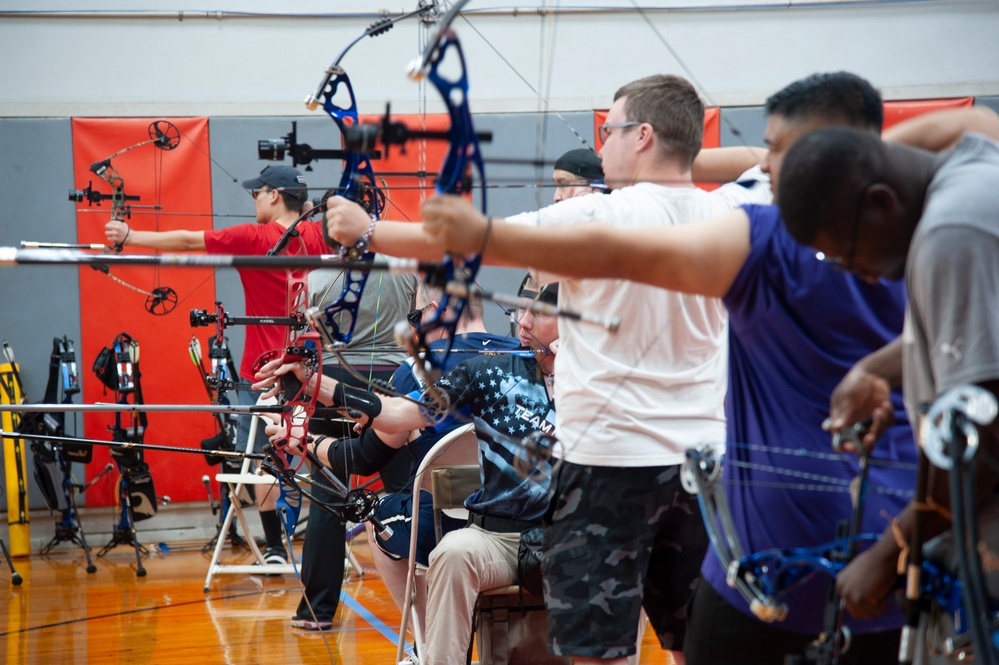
top-left (258, 120), bottom-right (382, 170)
top-left (68, 181), bottom-right (140, 208)
top-left (189, 305), bottom-right (306, 331)
top-left (343, 103), bottom-right (493, 161)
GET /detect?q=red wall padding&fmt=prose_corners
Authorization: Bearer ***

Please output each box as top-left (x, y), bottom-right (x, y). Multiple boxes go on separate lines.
top-left (72, 118), bottom-right (217, 505)
top-left (359, 113), bottom-right (457, 223)
top-left (883, 97), bottom-right (974, 130)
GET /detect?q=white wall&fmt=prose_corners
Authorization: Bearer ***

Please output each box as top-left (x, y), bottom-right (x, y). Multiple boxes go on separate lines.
top-left (1, 0), bottom-right (997, 118)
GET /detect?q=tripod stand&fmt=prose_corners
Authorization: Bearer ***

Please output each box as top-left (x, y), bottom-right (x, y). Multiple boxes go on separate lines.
top-left (1, 537), bottom-right (22, 585)
top-left (34, 336), bottom-right (101, 572)
top-left (95, 455), bottom-right (152, 577)
top-left (39, 458), bottom-right (112, 573)
top-left (92, 332), bottom-right (161, 578)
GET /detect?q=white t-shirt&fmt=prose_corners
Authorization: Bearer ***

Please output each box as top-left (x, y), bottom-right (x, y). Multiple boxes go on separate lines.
top-left (507, 169), bottom-right (771, 466)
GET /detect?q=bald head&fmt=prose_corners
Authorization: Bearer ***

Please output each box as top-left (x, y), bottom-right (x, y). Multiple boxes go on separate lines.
top-left (778, 126), bottom-right (937, 283)
top-left (778, 127), bottom-right (887, 246)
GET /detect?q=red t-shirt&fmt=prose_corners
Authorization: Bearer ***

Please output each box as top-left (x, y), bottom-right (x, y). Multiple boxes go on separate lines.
top-left (203, 221), bottom-right (329, 381)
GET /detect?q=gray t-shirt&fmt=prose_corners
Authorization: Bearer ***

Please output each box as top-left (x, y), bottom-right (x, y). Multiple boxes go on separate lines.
top-left (308, 255), bottom-right (418, 367)
top-left (903, 133), bottom-right (999, 425)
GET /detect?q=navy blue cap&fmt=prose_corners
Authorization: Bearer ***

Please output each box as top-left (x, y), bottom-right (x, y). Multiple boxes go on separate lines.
top-left (242, 165), bottom-right (308, 202)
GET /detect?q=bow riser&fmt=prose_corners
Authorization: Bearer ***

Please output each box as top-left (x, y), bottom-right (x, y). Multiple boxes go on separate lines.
top-left (310, 65), bottom-right (380, 349)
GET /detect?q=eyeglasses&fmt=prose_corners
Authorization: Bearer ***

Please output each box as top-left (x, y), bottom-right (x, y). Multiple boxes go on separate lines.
top-left (251, 187), bottom-right (272, 200)
top-left (815, 181), bottom-right (876, 272)
top-left (597, 121), bottom-right (642, 143)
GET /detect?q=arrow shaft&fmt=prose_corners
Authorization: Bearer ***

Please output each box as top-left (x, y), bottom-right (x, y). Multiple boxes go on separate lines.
top-left (0, 403), bottom-right (285, 414)
top-left (0, 247), bottom-right (428, 272)
top-left (0, 430), bottom-right (267, 461)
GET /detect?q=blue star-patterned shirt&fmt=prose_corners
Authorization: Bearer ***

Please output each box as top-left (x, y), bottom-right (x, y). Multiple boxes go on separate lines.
top-left (436, 353), bottom-right (555, 522)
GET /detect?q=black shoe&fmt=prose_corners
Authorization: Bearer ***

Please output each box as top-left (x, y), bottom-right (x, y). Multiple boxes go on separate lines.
top-left (262, 545), bottom-right (288, 565)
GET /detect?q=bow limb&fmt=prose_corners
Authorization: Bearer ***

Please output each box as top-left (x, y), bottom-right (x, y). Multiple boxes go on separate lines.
top-left (305, 4), bottom-right (439, 111)
top-left (403, 15), bottom-right (487, 394)
top-left (682, 444), bottom-right (790, 622)
top-left (304, 65), bottom-right (381, 356)
top-left (682, 444), bottom-right (885, 627)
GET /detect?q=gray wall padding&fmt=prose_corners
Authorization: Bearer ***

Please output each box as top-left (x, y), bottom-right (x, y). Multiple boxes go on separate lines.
top-left (2, 98), bottom-right (997, 511)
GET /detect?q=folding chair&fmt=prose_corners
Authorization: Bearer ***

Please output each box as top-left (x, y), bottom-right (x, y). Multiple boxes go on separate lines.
top-left (473, 586), bottom-right (570, 665)
top-left (203, 395), bottom-right (294, 591)
top-left (396, 423), bottom-right (479, 664)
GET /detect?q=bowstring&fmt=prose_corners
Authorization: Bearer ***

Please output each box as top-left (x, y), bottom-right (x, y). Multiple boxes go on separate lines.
top-left (453, 3), bottom-right (593, 154)
top-left (167, 123), bottom-right (250, 310)
top-left (628, 1), bottom-right (763, 163)
top-left (444, 3), bottom-right (780, 484)
top-left (533, 0), bottom-right (558, 215)
top-left (307, 9), bottom-right (440, 652)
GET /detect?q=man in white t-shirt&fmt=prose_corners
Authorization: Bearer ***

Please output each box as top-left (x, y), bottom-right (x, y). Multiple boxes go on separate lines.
top-left (325, 74), bottom-right (769, 665)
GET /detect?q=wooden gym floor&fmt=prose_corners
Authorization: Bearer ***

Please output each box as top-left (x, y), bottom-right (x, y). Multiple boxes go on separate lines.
top-left (2, 531), bottom-right (670, 664)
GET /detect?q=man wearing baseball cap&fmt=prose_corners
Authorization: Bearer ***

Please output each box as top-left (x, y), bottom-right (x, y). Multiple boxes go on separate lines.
top-left (552, 148), bottom-right (606, 203)
top-left (241, 164), bottom-right (309, 208)
top-left (105, 164), bottom-right (328, 565)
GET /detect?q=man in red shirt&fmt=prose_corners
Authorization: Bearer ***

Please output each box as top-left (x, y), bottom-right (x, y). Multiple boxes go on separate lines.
top-left (105, 164), bottom-right (329, 563)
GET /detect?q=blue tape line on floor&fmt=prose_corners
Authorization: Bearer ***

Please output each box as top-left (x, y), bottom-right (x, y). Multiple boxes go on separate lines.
top-left (340, 590), bottom-right (414, 655)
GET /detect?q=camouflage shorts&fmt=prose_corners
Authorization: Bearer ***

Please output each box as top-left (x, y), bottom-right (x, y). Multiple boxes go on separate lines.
top-left (541, 460), bottom-right (708, 658)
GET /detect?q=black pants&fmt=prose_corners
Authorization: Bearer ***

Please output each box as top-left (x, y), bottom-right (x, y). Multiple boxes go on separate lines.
top-left (295, 365), bottom-right (412, 622)
top-left (683, 578), bottom-right (901, 665)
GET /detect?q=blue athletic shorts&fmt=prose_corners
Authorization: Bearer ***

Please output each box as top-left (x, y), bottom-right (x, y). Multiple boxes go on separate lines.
top-left (373, 490), bottom-right (465, 566)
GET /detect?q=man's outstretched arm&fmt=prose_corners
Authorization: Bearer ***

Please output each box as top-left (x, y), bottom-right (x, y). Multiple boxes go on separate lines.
top-left (106, 220), bottom-right (207, 251)
top-left (692, 146), bottom-right (765, 185)
top-left (326, 195), bottom-right (569, 268)
top-left (325, 196), bottom-right (442, 260)
top-left (421, 195), bottom-right (751, 298)
top-left (884, 106), bottom-right (999, 149)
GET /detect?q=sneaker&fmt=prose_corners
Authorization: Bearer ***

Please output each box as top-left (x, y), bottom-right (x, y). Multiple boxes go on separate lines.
top-left (250, 546), bottom-right (288, 575)
top-left (291, 617), bottom-right (333, 631)
top-left (262, 545), bottom-right (288, 565)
